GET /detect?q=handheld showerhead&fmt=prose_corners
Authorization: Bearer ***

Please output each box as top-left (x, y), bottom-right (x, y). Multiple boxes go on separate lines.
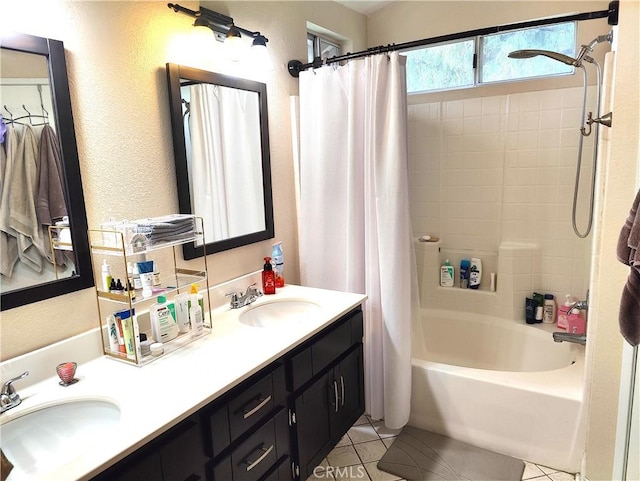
top-left (508, 49), bottom-right (578, 66)
top-left (509, 30), bottom-right (614, 68)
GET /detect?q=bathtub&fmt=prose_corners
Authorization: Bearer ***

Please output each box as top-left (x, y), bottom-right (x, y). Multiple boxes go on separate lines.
top-left (409, 308), bottom-right (586, 473)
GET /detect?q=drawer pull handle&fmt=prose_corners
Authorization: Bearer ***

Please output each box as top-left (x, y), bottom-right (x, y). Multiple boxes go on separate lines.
top-left (244, 443), bottom-right (274, 472)
top-left (340, 375), bottom-right (345, 407)
top-left (242, 395), bottom-right (272, 419)
top-left (333, 380), bottom-right (339, 413)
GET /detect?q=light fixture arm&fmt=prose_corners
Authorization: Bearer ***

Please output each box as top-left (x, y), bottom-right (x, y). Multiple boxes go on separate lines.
top-left (167, 3), bottom-right (268, 42)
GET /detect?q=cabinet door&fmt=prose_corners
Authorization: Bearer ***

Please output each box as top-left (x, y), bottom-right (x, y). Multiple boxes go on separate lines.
top-left (160, 416), bottom-right (208, 481)
top-left (91, 449), bottom-right (162, 481)
top-left (293, 370), bottom-right (332, 481)
top-left (330, 345), bottom-right (364, 442)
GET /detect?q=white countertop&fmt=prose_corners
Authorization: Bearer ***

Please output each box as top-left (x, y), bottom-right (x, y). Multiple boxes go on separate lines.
top-left (1, 284), bottom-right (366, 481)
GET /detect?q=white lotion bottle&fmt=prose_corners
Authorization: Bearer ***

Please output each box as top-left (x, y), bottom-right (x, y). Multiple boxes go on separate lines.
top-left (174, 292), bottom-right (191, 333)
top-left (469, 258), bottom-right (482, 289)
top-left (190, 304), bottom-right (204, 337)
top-left (440, 259), bottom-right (454, 287)
top-left (150, 295), bottom-right (179, 343)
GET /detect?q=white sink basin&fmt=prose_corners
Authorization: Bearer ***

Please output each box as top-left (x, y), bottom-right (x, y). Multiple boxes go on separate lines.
top-left (1, 399), bottom-right (120, 478)
top-left (240, 299), bottom-right (321, 328)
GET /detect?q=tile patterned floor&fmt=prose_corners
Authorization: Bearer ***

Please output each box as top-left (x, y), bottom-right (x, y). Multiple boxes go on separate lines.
top-left (307, 415), bottom-right (577, 481)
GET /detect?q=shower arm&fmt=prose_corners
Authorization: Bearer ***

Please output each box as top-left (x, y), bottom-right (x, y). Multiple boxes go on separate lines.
top-left (575, 30), bottom-right (614, 66)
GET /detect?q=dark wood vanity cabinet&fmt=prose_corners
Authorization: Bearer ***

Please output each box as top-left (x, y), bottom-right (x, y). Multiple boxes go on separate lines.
top-left (91, 306), bottom-right (364, 481)
top-left (91, 413), bottom-right (207, 481)
top-left (288, 308), bottom-right (365, 481)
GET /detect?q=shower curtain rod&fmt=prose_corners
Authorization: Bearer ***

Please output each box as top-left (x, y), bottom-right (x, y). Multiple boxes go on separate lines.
top-left (287, 1), bottom-right (619, 77)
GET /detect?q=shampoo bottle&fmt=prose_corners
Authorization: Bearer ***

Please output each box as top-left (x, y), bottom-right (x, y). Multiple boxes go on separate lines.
top-left (543, 294), bottom-right (556, 324)
top-left (469, 258), bottom-right (482, 289)
top-left (459, 259), bottom-right (470, 288)
top-left (262, 257), bottom-right (276, 294)
top-left (440, 259), bottom-right (454, 287)
top-left (271, 242), bottom-right (285, 288)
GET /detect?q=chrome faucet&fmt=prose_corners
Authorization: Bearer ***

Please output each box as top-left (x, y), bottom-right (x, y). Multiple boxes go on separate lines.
top-left (1, 371), bottom-right (29, 414)
top-left (569, 299), bottom-right (588, 312)
top-left (569, 289), bottom-right (589, 320)
top-left (226, 282), bottom-right (263, 309)
top-left (553, 332), bottom-right (586, 346)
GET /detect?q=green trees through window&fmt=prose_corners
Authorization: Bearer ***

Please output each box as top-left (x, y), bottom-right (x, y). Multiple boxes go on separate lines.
top-left (404, 22), bottom-right (576, 93)
top-left (405, 40), bottom-right (475, 92)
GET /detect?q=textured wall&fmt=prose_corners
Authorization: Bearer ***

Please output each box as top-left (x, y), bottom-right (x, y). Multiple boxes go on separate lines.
top-left (0, 1), bottom-right (366, 360)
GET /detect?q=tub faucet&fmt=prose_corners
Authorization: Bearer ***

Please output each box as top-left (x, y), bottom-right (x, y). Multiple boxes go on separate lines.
top-left (553, 332), bottom-right (586, 346)
top-left (570, 299), bottom-right (588, 311)
top-left (569, 289), bottom-right (589, 321)
top-left (226, 282), bottom-right (263, 309)
top-left (1, 371), bottom-right (29, 414)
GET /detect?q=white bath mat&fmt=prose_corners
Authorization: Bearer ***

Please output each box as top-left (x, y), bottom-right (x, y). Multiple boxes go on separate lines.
top-left (377, 426), bottom-right (525, 481)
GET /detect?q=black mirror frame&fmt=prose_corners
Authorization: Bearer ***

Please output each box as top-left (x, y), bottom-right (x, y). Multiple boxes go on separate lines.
top-left (166, 63), bottom-right (274, 259)
top-left (1, 32), bottom-right (93, 310)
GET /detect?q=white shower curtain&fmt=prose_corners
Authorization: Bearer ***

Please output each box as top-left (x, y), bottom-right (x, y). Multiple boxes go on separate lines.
top-left (297, 52), bottom-right (417, 429)
top-left (189, 84), bottom-right (265, 243)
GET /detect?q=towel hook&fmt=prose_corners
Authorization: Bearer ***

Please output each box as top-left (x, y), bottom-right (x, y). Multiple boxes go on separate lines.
top-left (22, 105), bottom-right (34, 125)
top-left (3, 105), bottom-right (14, 121)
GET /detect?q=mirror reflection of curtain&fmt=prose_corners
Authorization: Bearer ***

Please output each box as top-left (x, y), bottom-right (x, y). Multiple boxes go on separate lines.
top-left (188, 84), bottom-right (265, 243)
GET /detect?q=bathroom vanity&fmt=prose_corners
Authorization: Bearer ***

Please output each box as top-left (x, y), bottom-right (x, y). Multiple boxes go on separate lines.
top-left (92, 306), bottom-right (363, 481)
top-left (0, 284), bottom-right (365, 481)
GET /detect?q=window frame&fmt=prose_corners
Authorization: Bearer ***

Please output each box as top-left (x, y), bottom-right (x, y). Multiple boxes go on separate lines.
top-left (307, 31), bottom-right (341, 62)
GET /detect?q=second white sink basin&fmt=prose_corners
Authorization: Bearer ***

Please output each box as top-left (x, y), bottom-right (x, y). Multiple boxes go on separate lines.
top-left (1, 399), bottom-right (121, 478)
top-left (240, 299), bottom-right (321, 328)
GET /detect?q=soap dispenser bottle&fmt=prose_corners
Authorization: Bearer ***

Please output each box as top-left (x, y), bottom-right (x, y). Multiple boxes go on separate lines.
top-left (262, 257), bottom-right (276, 295)
top-left (557, 294), bottom-right (573, 330)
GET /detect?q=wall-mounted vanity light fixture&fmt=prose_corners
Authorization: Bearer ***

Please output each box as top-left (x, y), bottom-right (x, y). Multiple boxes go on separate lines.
top-left (168, 3), bottom-right (272, 68)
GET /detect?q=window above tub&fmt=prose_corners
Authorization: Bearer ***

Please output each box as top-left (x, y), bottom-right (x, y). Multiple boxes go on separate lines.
top-left (404, 21), bottom-right (577, 94)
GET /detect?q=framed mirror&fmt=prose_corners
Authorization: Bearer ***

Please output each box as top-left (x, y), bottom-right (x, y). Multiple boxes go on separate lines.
top-left (1, 32), bottom-right (93, 310)
top-left (166, 63), bottom-right (274, 259)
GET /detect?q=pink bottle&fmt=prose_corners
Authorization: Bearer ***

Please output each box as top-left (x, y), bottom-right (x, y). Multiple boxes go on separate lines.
top-left (566, 309), bottom-right (586, 335)
top-left (556, 294), bottom-right (574, 330)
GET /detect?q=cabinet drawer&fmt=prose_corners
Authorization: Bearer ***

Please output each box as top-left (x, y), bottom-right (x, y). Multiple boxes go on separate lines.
top-left (289, 308), bottom-right (363, 391)
top-left (228, 364), bottom-right (283, 441)
top-left (230, 418), bottom-right (279, 481)
top-left (205, 364), bottom-right (285, 457)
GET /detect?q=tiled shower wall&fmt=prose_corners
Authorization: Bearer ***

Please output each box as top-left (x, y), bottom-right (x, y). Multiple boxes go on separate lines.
top-left (409, 86), bottom-right (595, 314)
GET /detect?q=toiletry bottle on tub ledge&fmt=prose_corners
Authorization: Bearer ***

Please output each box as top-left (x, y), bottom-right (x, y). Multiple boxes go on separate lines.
top-left (557, 295), bottom-right (574, 330)
top-left (460, 259), bottom-right (470, 288)
top-left (440, 259), bottom-right (454, 287)
top-left (469, 258), bottom-right (482, 289)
